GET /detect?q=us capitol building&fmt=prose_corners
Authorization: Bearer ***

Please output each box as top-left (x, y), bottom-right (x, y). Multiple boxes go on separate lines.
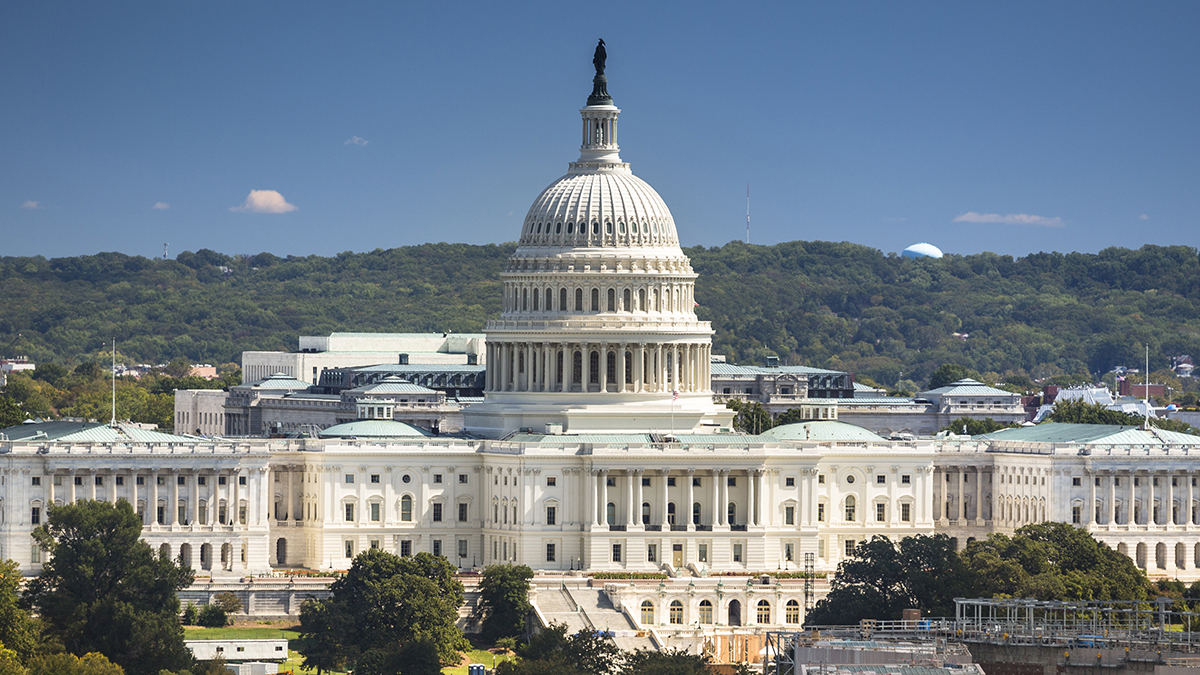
top-left (4, 47), bottom-right (1200, 637)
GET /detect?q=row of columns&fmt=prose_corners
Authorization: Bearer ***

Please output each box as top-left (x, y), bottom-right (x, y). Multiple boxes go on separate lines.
top-left (485, 341), bottom-right (711, 394)
top-left (504, 281), bottom-right (693, 314)
top-left (1090, 470), bottom-right (1200, 527)
top-left (587, 468), bottom-right (770, 529)
top-left (38, 468), bottom-right (261, 529)
top-left (936, 466), bottom-right (987, 524)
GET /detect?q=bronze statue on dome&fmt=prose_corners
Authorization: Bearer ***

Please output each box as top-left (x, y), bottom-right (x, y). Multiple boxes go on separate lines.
top-left (593, 39), bottom-right (606, 75)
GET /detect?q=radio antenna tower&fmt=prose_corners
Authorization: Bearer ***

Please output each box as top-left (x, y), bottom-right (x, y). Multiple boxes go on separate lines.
top-left (163, 243), bottom-right (169, 260)
top-left (110, 338), bottom-right (117, 426)
top-left (745, 184), bottom-right (750, 244)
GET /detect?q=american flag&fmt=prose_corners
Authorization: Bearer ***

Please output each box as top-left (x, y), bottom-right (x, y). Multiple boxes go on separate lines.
top-left (672, 389), bottom-right (678, 401)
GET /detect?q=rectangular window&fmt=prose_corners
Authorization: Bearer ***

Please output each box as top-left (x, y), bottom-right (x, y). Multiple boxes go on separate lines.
top-left (199, 504), bottom-right (207, 524)
top-left (434, 474), bottom-right (443, 484)
top-left (785, 506), bottom-right (795, 525)
top-left (698, 544), bottom-right (709, 563)
top-left (876, 503), bottom-right (886, 522)
top-left (458, 503), bottom-right (469, 522)
top-left (667, 477), bottom-right (676, 487)
top-left (1072, 477), bottom-right (1082, 486)
top-left (606, 477), bottom-right (615, 486)
top-left (371, 474), bottom-right (380, 484)
top-left (157, 476), bottom-right (165, 485)
top-left (785, 477), bottom-right (795, 487)
top-left (370, 539), bottom-right (379, 549)
top-left (901, 503), bottom-right (911, 522)
top-left (877, 475), bottom-right (886, 484)
top-left (345, 503), bottom-right (355, 522)
top-left (901, 474), bottom-right (911, 484)
top-left (1135, 477), bottom-right (1140, 486)
top-left (433, 540), bottom-right (443, 557)
top-left (370, 503), bottom-right (381, 522)
top-left (727, 477), bottom-right (737, 487)
top-left (345, 540), bottom-right (354, 558)
top-left (433, 503), bottom-right (443, 522)
top-left (219, 505), bottom-right (227, 524)
top-left (31, 507), bottom-right (40, 525)
top-left (53, 476), bottom-right (62, 486)
top-left (692, 477), bottom-right (701, 487)
top-left (115, 476), bottom-right (124, 486)
top-left (400, 540), bottom-right (412, 557)
top-left (1072, 506), bottom-right (1081, 524)
top-left (459, 474), bottom-right (468, 484)
top-left (1096, 477), bottom-right (1101, 487)
top-left (733, 544), bottom-right (743, 563)
top-left (31, 477), bottom-right (40, 486)
top-left (74, 476), bottom-right (83, 486)
top-left (345, 474), bottom-right (354, 484)
top-left (546, 506), bottom-right (557, 525)
top-left (785, 542), bottom-right (794, 562)
top-left (845, 539), bottom-right (856, 556)
top-left (157, 505), bottom-right (165, 524)
top-left (95, 476), bottom-right (103, 486)
top-left (198, 476), bottom-right (206, 486)
top-left (218, 476), bottom-right (227, 485)
top-left (239, 504), bottom-right (246, 524)
top-left (818, 474), bottom-right (825, 484)
top-left (177, 476), bottom-right (186, 485)
top-left (547, 477), bottom-right (557, 486)
top-left (547, 543), bottom-right (556, 562)
top-left (239, 475), bottom-right (246, 486)
top-left (612, 544), bottom-right (622, 562)
top-left (1115, 477), bottom-right (1120, 487)
top-left (817, 503), bottom-right (825, 522)
top-left (647, 544), bottom-right (657, 563)
top-left (179, 504), bottom-right (187, 524)
top-left (31, 547), bottom-right (40, 564)
top-left (458, 540), bottom-right (468, 558)
top-left (641, 477), bottom-right (651, 487)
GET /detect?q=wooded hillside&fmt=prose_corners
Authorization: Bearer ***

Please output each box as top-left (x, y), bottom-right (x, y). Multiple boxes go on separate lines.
top-left (3, 241), bottom-right (1198, 389)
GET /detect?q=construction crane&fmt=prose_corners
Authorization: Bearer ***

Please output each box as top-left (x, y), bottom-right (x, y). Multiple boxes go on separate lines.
top-left (1, 333), bottom-right (21, 360)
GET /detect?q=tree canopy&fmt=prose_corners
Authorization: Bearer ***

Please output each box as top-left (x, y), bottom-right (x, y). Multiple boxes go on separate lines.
top-left (1047, 399), bottom-right (1195, 433)
top-left (295, 550), bottom-right (468, 674)
top-left (23, 501), bottom-right (194, 675)
top-left (479, 564), bottom-right (534, 641)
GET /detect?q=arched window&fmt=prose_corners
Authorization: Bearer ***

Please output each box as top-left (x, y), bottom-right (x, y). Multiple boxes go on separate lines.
top-left (545, 287), bottom-right (553, 311)
top-left (698, 599), bottom-right (713, 624)
top-left (575, 288), bottom-right (583, 311)
top-left (670, 600), bottom-right (683, 624)
top-left (667, 502), bottom-right (676, 525)
top-left (693, 502), bottom-right (701, 525)
top-left (607, 288), bottom-right (616, 312)
top-left (642, 502), bottom-right (651, 525)
top-left (590, 351), bottom-right (600, 383)
top-left (651, 288), bottom-right (658, 311)
top-left (757, 600), bottom-right (771, 624)
top-left (623, 288), bottom-right (631, 311)
top-left (522, 288), bottom-right (528, 311)
top-left (625, 351), bottom-right (632, 384)
top-left (573, 351), bottom-right (583, 383)
top-left (638, 288), bottom-right (646, 311)
top-left (727, 502), bottom-right (737, 525)
top-left (785, 600), bottom-right (801, 624)
top-left (556, 222), bottom-right (562, 234)
top-left (400, 495), bottom-right (413, 522)
top-left (532, 289), bottom-right (538, 311)
top-left (606, 502), bottom-right (616, 526)
top-left (559, 287), bottom-right (567, 312)
top-left (640, 600), bottom-right (654, 625)
top-left (845, 495), bottom-right (856, 522)
top-left (591, 288), bottom-right (600, 311)
top-left (566, 221), bottom-right (573, 234)
top-left (607, 351), bottom-right (616, 384)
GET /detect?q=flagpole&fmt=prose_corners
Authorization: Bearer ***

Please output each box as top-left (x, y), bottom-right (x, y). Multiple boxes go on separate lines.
top-left (111, 339), bottom-right (117, 426)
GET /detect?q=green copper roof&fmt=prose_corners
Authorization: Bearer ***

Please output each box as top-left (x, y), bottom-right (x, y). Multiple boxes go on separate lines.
top-left (0, 420), bottom-right (195, 443)
top-left (318, 419), bottom-right (428, 438)
top-left (978, 422), bottom-right (1200, 445)
top-left (760, 420), bottom-right (885, 443)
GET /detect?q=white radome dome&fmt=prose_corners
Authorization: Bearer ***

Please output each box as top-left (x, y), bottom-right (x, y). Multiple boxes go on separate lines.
top-left (902, 242), bottom-right (944, 259)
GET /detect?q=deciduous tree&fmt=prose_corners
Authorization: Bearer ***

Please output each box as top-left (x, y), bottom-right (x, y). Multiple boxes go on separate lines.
top-left (479, 564), bottom-right (533, 641)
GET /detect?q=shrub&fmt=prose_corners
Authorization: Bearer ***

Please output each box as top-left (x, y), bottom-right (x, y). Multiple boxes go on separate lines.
top-left (197, 603), bottom-right (228, 628)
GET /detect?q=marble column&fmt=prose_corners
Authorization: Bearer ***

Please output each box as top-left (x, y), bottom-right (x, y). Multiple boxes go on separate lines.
top-left (660, 470), bottom-right (670, 529)
top-left (617, 344), bottom-right (627, 393)
top-left (686, 469), bottom-right (695, 531)
top-left (626, 470), bottom-right (636, 527)
top-left (599, 469), bottom-right (609, 526)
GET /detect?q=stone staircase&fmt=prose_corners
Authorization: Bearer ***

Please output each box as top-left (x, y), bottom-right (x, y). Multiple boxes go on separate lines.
top-left (534, 587), bottom-right (593, 635)
top-left (565, 586), bottom-right (656, 653)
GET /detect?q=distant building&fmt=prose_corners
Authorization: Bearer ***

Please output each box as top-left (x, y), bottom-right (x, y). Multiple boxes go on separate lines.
top-left (836, 379), bottom-right (1026, 437)
top-left (241, 332), bottom-right (486, 385)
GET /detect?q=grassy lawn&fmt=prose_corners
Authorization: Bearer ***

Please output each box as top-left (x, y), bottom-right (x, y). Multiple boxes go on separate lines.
top-left (442, 636), bottom-right (514, 675)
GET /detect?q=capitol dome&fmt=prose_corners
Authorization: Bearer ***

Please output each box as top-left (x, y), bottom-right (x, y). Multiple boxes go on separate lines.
top-left (518, 172), bottom-right (680, 248)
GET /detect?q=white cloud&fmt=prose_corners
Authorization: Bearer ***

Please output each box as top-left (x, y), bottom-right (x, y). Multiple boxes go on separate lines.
top-left (152, 201), bottom-right (170, 210)
top-left (1139, 214), bottom-right (1150, 220)
top-left (344, 136), bottom-right (369, 146)
top-left (20, 200), bottom-right (39, 209)
top-left (953, 211), bottom-right (1064, 228)
top-left (230, 190), bottom-right (297, 214)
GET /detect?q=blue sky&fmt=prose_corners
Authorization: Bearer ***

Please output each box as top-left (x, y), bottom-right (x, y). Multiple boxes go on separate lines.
top-left (3, 2), bottom-right (1197, 260)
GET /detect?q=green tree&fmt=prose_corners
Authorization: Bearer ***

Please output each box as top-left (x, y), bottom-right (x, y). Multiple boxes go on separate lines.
top-left (0, 647), bottom-right (26, 675)
top-left (498, 622), bottom-right (620, 675)
top-left (26, 652), bottom-right (124, 675)
top-left (963, 522), bottom-right (1153, 601)
top-left (939, 417), bottom-right (1017, 435)
top-left (211, 593), bottom-right (241, 616)
top-left (725, 400), bottom-right (772, 435)
top-left (0, 560), bottom-right (40, 662)
top-left (806, 534), bottom-right (980, 625)
top-left (195, 604), bottom-right (226, 628)
top-left (24, 501), bottom-right (194, 675)
top-left (181, 603), bottom-right (197, 626)
top-left (773, 408), bottom-right (810, 427)
top-left (0, 397), bottom-right (26, 428)
top-left (295, 550), bottom-right (468, 673)
top-left (622, 649), bottom-right (714, 675)
top-left (479, 564), bottom-right (533, 641)
top-left (1046, 400), bottom-right (1196, 433)
top-left (927, 364), bottom-right (978, 390)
